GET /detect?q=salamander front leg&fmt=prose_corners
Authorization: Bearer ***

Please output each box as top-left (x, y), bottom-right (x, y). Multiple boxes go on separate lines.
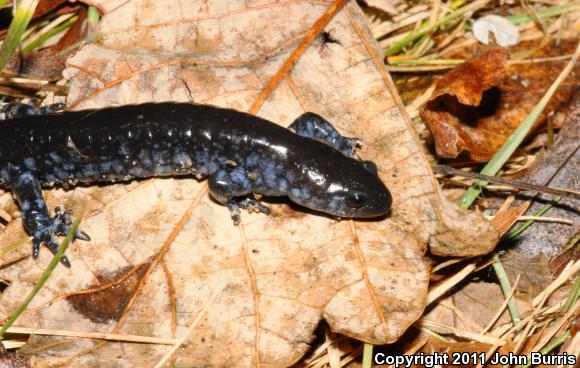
top-left (0, 100), bottom-right (65, 120)
top-left (208, 168), bottom-right (271, 225)
top-left (289, 112), bottom-right (361, 159)
top-left (7, 171), bottom-right (90, 267)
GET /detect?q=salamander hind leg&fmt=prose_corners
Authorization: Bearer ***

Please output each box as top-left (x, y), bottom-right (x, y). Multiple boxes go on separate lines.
top-left (6, 169), bottom-right (90, 267)
top-left (289, 112), bottom-right (361, 159)
top-left (208, 168), bottom-right (270, 225)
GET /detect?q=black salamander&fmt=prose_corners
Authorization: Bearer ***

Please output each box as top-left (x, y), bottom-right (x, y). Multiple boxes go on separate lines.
top-left (0, 103), bottom-right (392, 267)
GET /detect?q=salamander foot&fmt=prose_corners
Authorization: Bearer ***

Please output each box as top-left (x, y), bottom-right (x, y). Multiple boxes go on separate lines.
top-left (30, 207), bottom-right (90, 268)
top-left (227, 198), bottom-right (271, 225)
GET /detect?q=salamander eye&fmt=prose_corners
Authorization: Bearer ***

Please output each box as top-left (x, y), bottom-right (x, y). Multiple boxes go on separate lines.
top-left (346, 192), bottom-right (366, 208)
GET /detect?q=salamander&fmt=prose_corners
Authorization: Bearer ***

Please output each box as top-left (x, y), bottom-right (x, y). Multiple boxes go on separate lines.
top-left (0, 102), bottom-right (392, 267)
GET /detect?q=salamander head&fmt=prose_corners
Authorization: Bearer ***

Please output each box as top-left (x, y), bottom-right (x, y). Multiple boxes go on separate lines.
top-left (288, 157), bottom-right (392, 219)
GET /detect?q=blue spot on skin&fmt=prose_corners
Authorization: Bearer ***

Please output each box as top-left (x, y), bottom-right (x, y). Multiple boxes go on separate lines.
top-left (129, 167), bottom-right (144, 177)
top-left (119, 144), bottom-right (130, 155)
top-left (99, 162), bottom-right (112, 172)
top-left (24, 157), bottom-right (36, 170)
top-left (215, 170), bottom-right (227, 182)
top-left (49, 152), bottom-right (62, 163)
top-left (208, 161), bottom-right (219, 173)
top-left (328, 199), bottom-right (339, 211)
top-left (278, 179), bottom-right (288, 193)
top-left (82, 166), bottom-right (96, 178)
top-left (114, 163), bottom-right (125, 172)
top-left (290, 188), bottom-right (302, 199)
top-left (139, 152), bottom-right (153, 167)
top-left (154, 165), bottom-right (173, 175)
top-left (51, 167), bottom-right (65, 179)
top-left (231, 171), bottom-right (246, 184)
top-left (245, 154), bottom-right (259, 167)
top-left (152, 151), bottom-right (164, 164)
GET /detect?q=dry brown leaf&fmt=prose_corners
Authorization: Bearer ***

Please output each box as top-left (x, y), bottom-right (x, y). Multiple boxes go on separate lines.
top-left (421, 40), bottom-right (579, 162)
top-left (413, 332), bottom-right (559, 368)
top-left (421, 48), bottom-right (509, 161)
top-left (423, 281), bottom-right (532, 334)
top-left (417, 339), bottom-right (493, 368)
top-left (362, 0), bottom-right (399, 16)
top-left (0, 1), bottom-right (498, 367)
top-left (549, 231), bottom-right (580, 276)
top-left (0, 342), bottom-right (30, 368)
top-left (512, 93), bottom-right (580, 257)
top-left (500, 251), bottom-right (554, 297)
top-left (490, 200), bottom-right (530, 237)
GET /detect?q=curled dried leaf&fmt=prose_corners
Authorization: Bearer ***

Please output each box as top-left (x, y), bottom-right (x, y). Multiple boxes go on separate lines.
top-left (421, 40), bottom-right (579, 162)
top-left (421, 48), bottom-right (509, 161)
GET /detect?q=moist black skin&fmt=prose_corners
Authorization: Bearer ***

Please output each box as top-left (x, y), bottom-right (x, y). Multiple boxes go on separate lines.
top-left (0, 102), bottom-right (392, 266)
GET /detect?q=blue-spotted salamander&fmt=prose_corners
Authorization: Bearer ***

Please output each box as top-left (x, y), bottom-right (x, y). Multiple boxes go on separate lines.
top-left (0, 102), bottom-right (392, 267)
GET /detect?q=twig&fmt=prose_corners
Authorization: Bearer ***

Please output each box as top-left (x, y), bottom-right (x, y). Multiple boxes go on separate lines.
top-left (433, 165), bottom-right (580, 200)
top-left (5, 326), bottom-right (177, 345)
top-left (507, 196), bottom-right (561, 239)
top-left (427, 263), bottom-right (476, 305)
top-left (482, 274), bottom-right (521, 334)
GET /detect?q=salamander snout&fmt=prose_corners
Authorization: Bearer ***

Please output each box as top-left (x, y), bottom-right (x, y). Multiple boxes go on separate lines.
top-left (288, 159), bottom-right (392, 219)
top-left (340, 178), bottom-right (392, 218)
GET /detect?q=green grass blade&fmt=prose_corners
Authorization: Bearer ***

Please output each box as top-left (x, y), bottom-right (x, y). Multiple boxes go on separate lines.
top-left (506, 196), bottom-right (560, 239)
top-left (56, 6), bottom-right (100, 56)
top-left (87, 6), bottom-right (100, 25)
top-left (0, 236), bottom-right (30, 258)
top-left (0, 218), bottom-right (81, 339)
top-left (463, 2), bottom-right (580, 31)
top-left (385, 1), bottom-right (488, 56)
top-left (562, 275), bottom-right (579, 313)
top-left (459, 43), bottom-right (580, 209)
top-left (416, 326), bottom-right (450, 342)
top-left (362, 343), bottom-right (374, 368)
top-left (507, 2), bottom-right (580, 25)
top-left (22, 15), bottom-right (77, 52)
top-left (492, 254), bottom-right (521, 330)
top-left (0, 0), bottom-right (40, 69)
top-left (517, 330), bottom-right (570, 368)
